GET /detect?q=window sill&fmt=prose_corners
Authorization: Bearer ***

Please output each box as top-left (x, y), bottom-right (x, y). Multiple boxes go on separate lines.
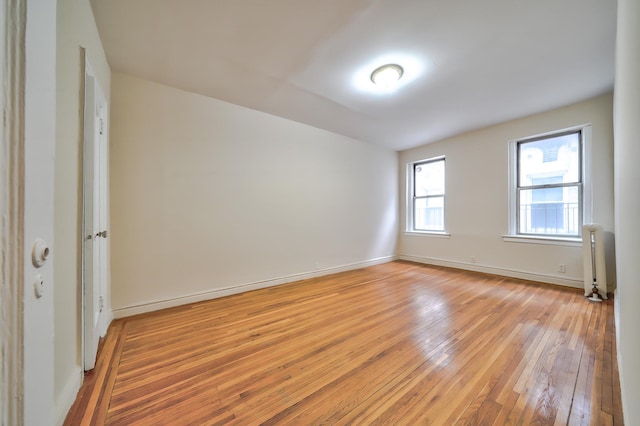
top-left (404, 231), bottom-right (451, 239)
top-left (502, 235), bottom-right (582, 247)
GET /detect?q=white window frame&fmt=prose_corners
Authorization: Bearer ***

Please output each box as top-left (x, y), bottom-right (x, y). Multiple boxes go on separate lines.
top-left (406, 156), bottom-right (449, 236)
top-left (505, 124), bottom-right (592, 245)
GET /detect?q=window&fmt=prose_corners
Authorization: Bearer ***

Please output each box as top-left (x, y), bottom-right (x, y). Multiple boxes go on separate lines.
top-left (410, 157), bottom-right (445, 232)
top-left (512, 128), bottom-right (586, 238)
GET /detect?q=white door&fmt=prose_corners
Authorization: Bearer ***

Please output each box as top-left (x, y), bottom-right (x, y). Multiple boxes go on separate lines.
top-left (96, 93), bottom-right (110, 336)
top-left (82, 59), bottom-right (110, 371)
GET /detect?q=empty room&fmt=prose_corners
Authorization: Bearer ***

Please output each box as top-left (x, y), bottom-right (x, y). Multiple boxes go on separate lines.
top-left (2, 0), bottom-right (638, 425)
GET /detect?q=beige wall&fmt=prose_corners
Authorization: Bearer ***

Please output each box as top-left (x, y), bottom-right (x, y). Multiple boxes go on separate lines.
top-left (109, 72), bottom-right (398, 315)
top-left (399, 93), bottom-right (614, 287)
top-left (614, 0), bottom-right (640, 421)
top-left (54, 0), bottom-right (110, 422)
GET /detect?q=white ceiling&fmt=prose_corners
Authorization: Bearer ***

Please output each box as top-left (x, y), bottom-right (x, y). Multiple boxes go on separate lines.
top-left (90, 0), bottom-right (616, 151)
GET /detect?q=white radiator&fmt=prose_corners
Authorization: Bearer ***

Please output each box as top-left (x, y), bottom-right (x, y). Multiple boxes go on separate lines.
top-left (582, 224), bottom-right (608, 299)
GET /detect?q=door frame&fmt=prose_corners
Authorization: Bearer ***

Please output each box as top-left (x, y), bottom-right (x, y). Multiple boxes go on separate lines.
top-left (0, 0), bottom-right (27, 423)
top-left (1, 0), bottom-right (56, 423)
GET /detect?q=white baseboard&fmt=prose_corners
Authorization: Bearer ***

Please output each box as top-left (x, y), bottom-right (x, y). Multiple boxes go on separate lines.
top-left (99, 307), bottom-right (114, 338)
top-left (113, 255), bottom-right (397, 318)
top-left (613, 289), bottom-right (627, 425)
top-left (399, 254), bottom-right (583, 288)
top-left (55, 366), bottom-right (83, 426)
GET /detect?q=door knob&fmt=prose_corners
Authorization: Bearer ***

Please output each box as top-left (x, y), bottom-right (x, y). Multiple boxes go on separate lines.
top-left (95, 230), bottom-right (108, 238)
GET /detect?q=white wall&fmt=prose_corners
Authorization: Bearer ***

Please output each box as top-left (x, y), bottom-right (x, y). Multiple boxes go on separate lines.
top-left (54, 0), bottom-right (110, 423)
top-left (24, 0), bottom-right (57, 423)
top-left (399, 93), bottom-right (614, 287)
top-left (613, 0), bottom-right (640, 422)
top-left (110, 72), bottom-right (398, 315)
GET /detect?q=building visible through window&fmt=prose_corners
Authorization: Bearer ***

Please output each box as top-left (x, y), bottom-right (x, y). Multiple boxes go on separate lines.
top-left (516, 131), bottom-right (582, 236)
top-left (412, 158), bottom-right (445, 232)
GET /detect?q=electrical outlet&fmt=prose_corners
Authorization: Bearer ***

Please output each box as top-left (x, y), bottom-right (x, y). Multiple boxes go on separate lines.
top-left (470, 256), bottom-right (476, 263)
top-left (315, 262), bottom-right (320, 270)
top-left (558, 264), bottom-right (566, 273)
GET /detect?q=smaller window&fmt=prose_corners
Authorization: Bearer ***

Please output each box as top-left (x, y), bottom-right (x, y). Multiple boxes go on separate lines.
top-left (411, 158), bottom-right (445, 232)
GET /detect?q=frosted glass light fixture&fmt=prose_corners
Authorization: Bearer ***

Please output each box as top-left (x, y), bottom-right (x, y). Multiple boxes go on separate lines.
top-left (370, 64), bottom-right (403, 89)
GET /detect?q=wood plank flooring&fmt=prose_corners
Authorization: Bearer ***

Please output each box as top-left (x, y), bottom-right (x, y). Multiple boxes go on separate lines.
top-left (64, 261), bottom-right (623, 425)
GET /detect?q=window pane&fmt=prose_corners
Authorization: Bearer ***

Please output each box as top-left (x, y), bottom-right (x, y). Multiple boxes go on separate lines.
top-left (518, 132), bottom-right (580, 185)
top-left (531, 186), bottom-right (562, 203)
top-left (518, 186), bottom-right (580, 235)
top-left (414, 196), bottom-right (444, 231)
top-left (415, 160), bottom-right (444, 197)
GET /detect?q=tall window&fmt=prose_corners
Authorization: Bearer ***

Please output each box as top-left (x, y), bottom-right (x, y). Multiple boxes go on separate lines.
top-left (515, 129), bottom-right (583, 237)
top-left (411, 157), bottom-right (445, 231)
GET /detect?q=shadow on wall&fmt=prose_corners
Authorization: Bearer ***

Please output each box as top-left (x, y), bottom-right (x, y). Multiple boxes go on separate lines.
top-left (605, 231), bottom-right (617, 292)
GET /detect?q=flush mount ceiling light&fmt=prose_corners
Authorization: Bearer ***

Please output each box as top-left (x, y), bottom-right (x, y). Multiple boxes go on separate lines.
top-left (353, 55), bottom-right (425, 94)
top-left (370, 63), bottom-right (404, 89)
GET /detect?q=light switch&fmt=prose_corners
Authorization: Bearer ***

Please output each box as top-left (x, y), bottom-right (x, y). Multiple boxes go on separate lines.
top-left (34, 274), bottom-right (44, 298)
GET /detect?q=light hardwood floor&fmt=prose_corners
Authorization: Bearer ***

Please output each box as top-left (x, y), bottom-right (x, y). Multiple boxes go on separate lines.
top-left (65, 261), bottom-right (623, 425)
